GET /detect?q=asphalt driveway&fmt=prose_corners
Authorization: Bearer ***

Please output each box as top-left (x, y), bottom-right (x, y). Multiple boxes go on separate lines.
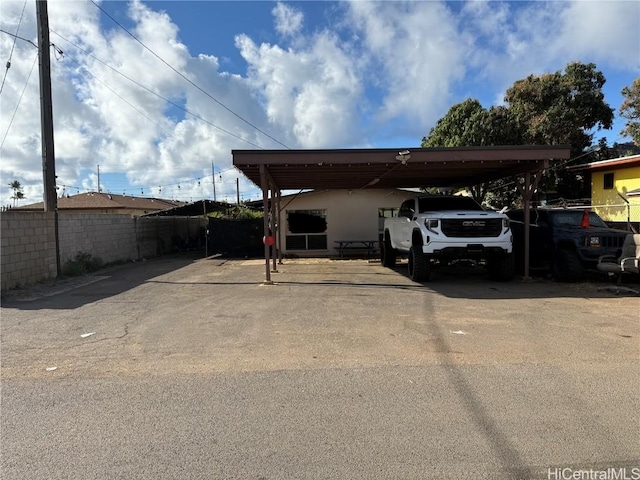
top-left (1, 254), bottom-right (639, 479)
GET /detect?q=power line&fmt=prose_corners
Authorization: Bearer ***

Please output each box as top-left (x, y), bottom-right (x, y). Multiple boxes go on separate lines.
top-left (89, 0), bottom-right (290, 150)
top-left (0, 52), bottom-right (37, 151)
top-left (484, 137), bottom-right (627, 195)
top-left (0, 0), bottom-right (28, 95)
top-left (0, 29), bottom-right (38, 49)
top-left (50, 29), bottom-right (266, 150)
top-left (79, 64), bottom-right (176, 138)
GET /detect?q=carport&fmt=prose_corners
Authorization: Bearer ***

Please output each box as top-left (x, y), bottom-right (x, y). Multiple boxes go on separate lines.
top-left (232, 145), bottom-right (571, 283)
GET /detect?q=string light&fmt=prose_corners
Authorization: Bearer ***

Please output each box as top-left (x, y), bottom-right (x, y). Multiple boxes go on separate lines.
top-left (52, 165), bottom-right (260, 201)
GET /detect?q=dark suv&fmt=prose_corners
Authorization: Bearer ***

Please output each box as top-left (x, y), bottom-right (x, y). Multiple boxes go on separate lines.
top-left (506, 208), bottom-right (630, 282)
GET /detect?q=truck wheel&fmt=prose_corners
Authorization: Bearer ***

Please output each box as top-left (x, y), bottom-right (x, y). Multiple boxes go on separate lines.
top-left (381, 236), bottom-right (396, 267)
top-left (408, 246), bottom-right (431, 282)
top-left (552, 249), bottom-right (583, 283)
top-left (488, 254), bottom-right (515, 281)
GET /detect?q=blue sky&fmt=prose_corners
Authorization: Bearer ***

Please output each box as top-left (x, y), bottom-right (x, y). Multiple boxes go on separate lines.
top-left (1, 0), bottom-right (639, 206)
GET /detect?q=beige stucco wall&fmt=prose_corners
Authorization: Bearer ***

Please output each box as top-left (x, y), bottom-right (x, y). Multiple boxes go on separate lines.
top-left (280, 189), bottom-right (410, 256)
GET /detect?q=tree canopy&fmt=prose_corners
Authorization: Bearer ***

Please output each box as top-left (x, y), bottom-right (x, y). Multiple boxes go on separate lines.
top-left (620, 77), bottom-right (640, 146)
top-left (504, 62), bottom-right (613, 156)
top-left (421, 62), bottom-right (615, 204)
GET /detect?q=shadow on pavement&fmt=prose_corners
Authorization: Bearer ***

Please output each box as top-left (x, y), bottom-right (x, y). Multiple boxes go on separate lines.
top-left (1, 252), bottom-right (204, 311)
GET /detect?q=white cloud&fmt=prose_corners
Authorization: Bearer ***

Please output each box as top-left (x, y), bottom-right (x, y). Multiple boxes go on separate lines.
top-left (0, 0), bottom-right (280, 205)
top-left (272, 2), bottom-right (304, 38)
top-left (236, 30), bottom-right (362, 148)
top-left (458, 1), bottom-right (640, 103)
top-left (1, 0), bottom-right (638, 206)
top-left (345, 1), bottom-right (468, 136)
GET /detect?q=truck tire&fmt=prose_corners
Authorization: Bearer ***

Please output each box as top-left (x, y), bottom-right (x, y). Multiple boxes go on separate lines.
top-left (408, 246), bottom-right (431, 282)
top-left (552, 248), bottom-right (583, 283)
top-left (488, 254), bottom-right (515, 281)
top-left (381, 236), bottom-right (396, 267)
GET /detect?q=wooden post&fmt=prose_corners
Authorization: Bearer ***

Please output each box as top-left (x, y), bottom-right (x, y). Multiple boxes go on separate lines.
top-left (276, 190), bottom-right (283, 264)
top-left (523, 172), bottom-right (531, 279)
top-left (260, 165), bottom-right (272, 284)
top-left (271, 187), bottom-right (278, 273)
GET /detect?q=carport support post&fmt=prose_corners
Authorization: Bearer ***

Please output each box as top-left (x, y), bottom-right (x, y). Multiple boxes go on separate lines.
top-left (270, 187), bottom-right (278, 273)
top-left (523, 172), bottom-right (531, 279)
top-left (260, 165), bottom-right (272, 284)
top-left (516, 169), bottom-right (544, 280)
top-left (276, 190), bottom-right (283, 265)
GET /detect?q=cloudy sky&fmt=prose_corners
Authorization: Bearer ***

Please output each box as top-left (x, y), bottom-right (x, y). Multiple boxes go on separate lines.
top-left (1, 0), bottom-right (638, 206)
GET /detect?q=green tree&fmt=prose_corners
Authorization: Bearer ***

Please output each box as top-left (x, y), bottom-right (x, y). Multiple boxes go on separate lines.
top-left (422, 62), bottom-right (615, 203)
top-left (422, 100), bottom-right (523, 207)
top-left (422, 100), bottom-right (521, 148)
top-left (8, 180), bottom-right (25, 207)
top-left (505, 62), bottom-right (614, 156)
top-left (620, 77), bottom-right (640, 146)
top-left (505, 63), bottom-right (614, 199)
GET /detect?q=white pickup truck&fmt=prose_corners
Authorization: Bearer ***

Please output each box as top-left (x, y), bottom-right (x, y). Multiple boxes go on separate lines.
top-left (382, 195), bottom-right (514, 281)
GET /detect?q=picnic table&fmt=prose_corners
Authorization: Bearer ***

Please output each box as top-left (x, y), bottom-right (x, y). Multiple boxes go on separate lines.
top-left (334, 240), bottom-right (378, 258)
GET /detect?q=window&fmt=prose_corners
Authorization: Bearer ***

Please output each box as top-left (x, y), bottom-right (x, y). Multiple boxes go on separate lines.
top-left (398, 200), bottom-right (415, 218)
top-left (378, 208), bottom-right (398, 219)
top-left (603, 172), bottom-right (614, 190)
top-left (378, 208), bottom-right (399, 232)
top-left (286, 209), bottom-right (327, 250)
top-left (418, 196), bottom-right (483, 212)
top-left (549, 211), bottom-right (608, 228)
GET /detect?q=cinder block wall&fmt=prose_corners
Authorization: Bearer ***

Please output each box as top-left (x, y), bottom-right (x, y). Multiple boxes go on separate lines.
top-left (1, 212), bottom-right (57, 290)
top-left (1, 212), bottom-right (206, 291)
top-left (59, 214), bottom-right (139, 265)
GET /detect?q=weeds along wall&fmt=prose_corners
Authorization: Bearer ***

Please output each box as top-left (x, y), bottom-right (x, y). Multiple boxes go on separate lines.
top-left (1, 212), bottom-right (206, 291)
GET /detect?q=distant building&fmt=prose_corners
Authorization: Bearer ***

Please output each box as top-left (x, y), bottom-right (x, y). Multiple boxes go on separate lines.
top-left (13, 192), bottom-right (184, 216)
top-left (569, 154), bottom-right (640, 230)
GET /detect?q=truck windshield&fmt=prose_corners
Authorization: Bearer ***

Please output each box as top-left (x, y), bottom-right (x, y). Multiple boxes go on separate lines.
top-left (418, 196), bottom-right (484, 213)
top-left (548, 210), bottom-right (609, 228)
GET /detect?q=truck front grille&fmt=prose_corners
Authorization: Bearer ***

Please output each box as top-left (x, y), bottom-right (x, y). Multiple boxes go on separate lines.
top-left (600, 235), bottom-right (626, 248)
top-left (441, 218), bottom-right (503, 238)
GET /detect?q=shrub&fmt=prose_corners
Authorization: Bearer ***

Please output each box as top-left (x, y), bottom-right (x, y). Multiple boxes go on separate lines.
top-left (62, 252), bottom-right (104, 277)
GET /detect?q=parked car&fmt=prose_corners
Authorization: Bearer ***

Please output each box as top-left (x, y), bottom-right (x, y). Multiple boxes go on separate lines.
top-left (506, 208), bottom-right (630, 282)
top-left (382, 195), bottom-right (513, 281)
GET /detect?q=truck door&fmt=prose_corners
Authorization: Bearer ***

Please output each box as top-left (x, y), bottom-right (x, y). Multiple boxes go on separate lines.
top-left (398, 199), bottom-right (415, 250)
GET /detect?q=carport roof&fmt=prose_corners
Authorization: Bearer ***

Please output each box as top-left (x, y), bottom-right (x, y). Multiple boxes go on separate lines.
top-left (232, 145), bottom-right (571, 191)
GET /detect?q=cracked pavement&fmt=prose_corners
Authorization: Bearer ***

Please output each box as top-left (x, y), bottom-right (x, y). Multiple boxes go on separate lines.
top-left (1, 253), bottom-right (639, 479)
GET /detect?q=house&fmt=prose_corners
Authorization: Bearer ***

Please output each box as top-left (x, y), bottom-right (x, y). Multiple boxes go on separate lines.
top-left (258, 189), bottom-right (411, 257)
top-left (569, 154), bottom-right (640, 231)
top-left (13, 192), bottom-right (184, 217)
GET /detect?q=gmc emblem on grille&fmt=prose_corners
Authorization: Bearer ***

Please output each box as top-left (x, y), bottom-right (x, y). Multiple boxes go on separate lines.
top-left (462, 221), bottom-right (485, 227)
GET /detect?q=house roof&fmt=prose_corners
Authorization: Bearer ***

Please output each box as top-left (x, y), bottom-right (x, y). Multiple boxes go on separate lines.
top-left (142, 199), bottom-right (235, 216)
top-left (232, 145), bottom-right (571, 191)
top-left (567, 154), bottom-right (640, 172)
top-left (15, 192), bottom-right (183, 212)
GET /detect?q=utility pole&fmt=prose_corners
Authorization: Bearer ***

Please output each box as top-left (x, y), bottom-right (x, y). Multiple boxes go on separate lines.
top-left (37, 0), bottom-right (57, 211)
top-left (236, 178), bottom-right (240, 205)
top-left (211, 161), bottom-right (216, 201)
top-left (97, 164), bottom-right (101, 193)
top-left (36, 0), bottom-right (60, 277)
